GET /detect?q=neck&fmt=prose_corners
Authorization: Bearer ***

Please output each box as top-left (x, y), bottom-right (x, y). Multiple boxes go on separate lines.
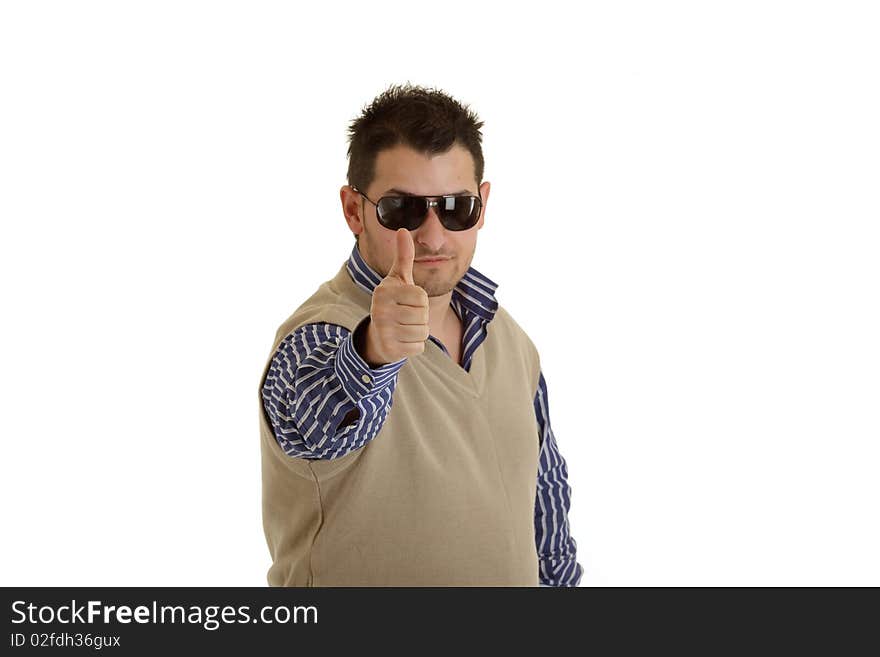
top-left (427, 290), bottom-right (454, 336)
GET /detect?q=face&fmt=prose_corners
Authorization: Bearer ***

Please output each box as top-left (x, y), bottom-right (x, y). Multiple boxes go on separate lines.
top-left (342, 143), bottom-right (490, 298)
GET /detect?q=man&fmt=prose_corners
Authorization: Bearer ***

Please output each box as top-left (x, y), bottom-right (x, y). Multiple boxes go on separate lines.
top-left (257, 83), bottom-right (583, 587)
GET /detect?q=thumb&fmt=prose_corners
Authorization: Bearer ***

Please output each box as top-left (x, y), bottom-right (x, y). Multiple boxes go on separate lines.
top-left (387, 228), bottom-right (414, 285)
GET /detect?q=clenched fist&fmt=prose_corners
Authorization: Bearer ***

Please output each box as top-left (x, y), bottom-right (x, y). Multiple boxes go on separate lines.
top-left (359, 228), bottom-right (430, 366)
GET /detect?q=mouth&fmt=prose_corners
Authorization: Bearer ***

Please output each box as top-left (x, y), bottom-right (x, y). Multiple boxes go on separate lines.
top-left (415, 256), bottom-right (452, 264)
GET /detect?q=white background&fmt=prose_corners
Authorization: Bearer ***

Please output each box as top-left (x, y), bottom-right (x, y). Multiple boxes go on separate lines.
top-left (1, 1), bottom-right (878, 586)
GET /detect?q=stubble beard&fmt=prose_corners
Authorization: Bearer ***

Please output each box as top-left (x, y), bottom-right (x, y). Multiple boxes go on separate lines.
top-left (417, 273), bottom-right (456, 298)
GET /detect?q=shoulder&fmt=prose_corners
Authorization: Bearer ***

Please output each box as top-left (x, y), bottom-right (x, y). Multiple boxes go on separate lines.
top-left (272, 278), bottom-right (366, 347)
top-left (493, 305), bottom-right (538, 353)
top-left (489, 304), bottom-right (542, 399)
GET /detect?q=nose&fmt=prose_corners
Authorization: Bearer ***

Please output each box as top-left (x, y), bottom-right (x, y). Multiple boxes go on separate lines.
top-left (413, 204), bottom-right (446, 252)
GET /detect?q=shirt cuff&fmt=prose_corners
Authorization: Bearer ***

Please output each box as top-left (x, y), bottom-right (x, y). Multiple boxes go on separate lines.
top-left (335, 317), bottom-right (407, 401)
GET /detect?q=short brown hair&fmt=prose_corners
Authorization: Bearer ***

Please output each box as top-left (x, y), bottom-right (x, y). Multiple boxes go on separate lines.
top-left (345, 82), bottom-right (485, 196)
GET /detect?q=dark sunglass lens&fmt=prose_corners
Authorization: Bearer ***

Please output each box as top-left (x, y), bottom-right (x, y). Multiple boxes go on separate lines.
top-left (442, 196), bottom-right (480, 230)
top-left (377, 196), bottom-right (427, 230)
top-left (400, 196), bottom-right (430, 229)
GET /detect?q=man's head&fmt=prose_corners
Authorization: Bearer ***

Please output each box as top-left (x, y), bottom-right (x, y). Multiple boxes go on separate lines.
top-left (341, 83), bottom-right (491, 298)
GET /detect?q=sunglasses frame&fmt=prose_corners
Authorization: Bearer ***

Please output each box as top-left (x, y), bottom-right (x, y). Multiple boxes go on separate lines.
top-left (352, 186), bottom-right (483, 232)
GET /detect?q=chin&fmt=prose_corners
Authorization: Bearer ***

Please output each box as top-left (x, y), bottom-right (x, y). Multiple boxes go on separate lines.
top-left (420, 279), bottom-right (457, 298)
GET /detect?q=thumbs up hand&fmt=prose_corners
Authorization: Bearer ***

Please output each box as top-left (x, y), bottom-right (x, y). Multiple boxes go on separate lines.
top-left (360, 229), bottom-right (430, 366)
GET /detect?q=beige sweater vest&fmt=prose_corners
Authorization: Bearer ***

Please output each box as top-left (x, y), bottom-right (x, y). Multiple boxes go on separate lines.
top-left (257, 260), bottom-right (542, 586)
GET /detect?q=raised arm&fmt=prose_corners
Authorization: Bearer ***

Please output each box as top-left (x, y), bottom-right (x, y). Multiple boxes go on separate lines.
top-left (260, 318), bottom-right (406, 459)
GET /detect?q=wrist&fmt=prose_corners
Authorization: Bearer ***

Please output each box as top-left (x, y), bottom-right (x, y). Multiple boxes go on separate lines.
top-left (354, 317), bottom-right (385, 368)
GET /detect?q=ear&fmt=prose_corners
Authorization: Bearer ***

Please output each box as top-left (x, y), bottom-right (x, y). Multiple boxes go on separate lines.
top-left (341, 185), bottom-right (365, 238)
top-left (476, 181), bottom-right (490, 230)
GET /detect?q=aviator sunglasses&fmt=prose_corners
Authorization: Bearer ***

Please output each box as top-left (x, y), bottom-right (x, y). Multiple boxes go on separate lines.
top-left (352, 186), bottom-right (483, 232)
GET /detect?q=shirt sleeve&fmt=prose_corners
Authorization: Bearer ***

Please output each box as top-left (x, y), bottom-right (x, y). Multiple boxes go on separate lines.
top-left (533, 370), bottom-right (585, 586)
top-left (260, 318), bottom-right (406, 460)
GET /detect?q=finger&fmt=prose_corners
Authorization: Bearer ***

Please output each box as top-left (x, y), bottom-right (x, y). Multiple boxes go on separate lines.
top-left (387, 228), bottom-right (415, 285)
top-left (390, 287), bottom-right (429, 308)
top-left (395, 324), bottom-right (431, 343)
top-left (393, 305), bottom-right (430, 325)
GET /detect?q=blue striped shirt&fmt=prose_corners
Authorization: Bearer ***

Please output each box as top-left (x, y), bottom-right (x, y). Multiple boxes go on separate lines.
top-left (261, 242), bottom-right (584, 586)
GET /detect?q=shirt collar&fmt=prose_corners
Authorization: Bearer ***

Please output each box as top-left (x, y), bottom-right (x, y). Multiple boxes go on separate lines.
top-left (345, 241), bottom-right (499, 322)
